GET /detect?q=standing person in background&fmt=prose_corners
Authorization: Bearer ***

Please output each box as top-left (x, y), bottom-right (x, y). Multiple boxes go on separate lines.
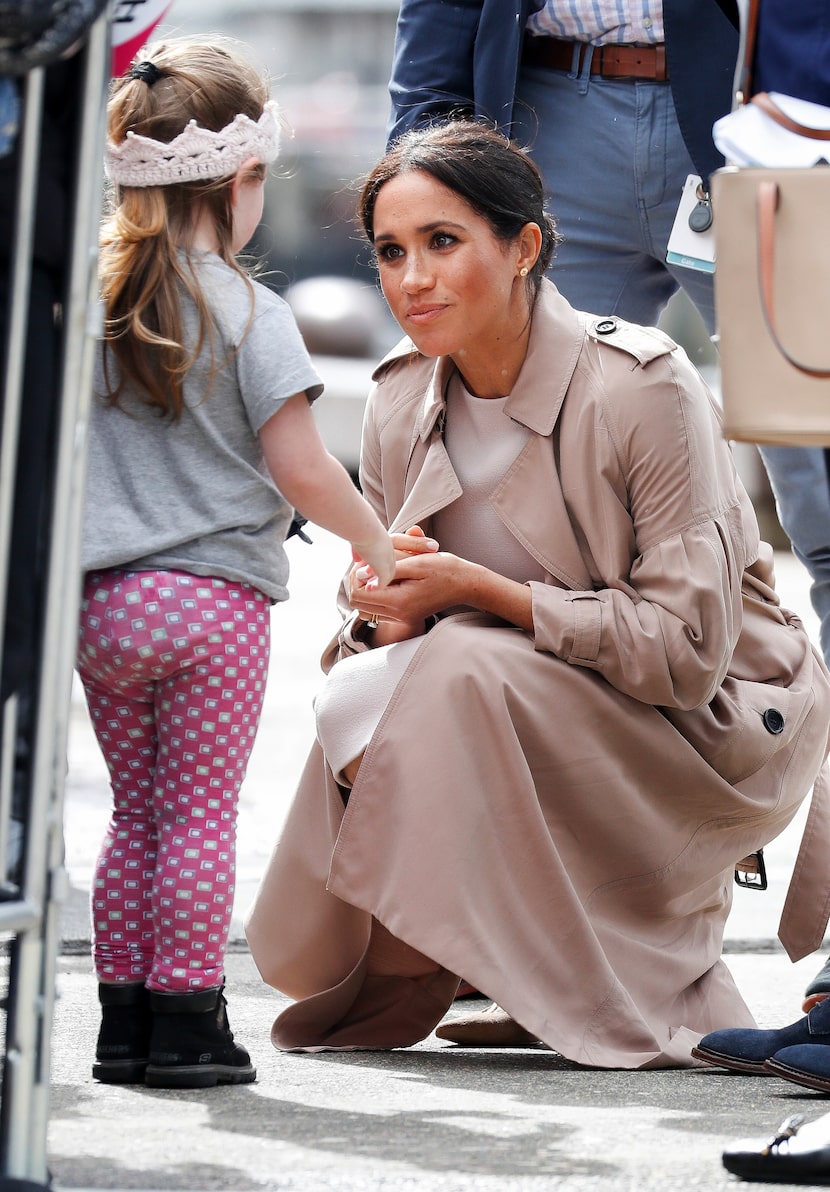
top-left (747, 0), bottom-right (830, 1014)
top-left (681, 6), bottom-right (830, 1117)
top-left (77, 36), bottom-right (394, 1090)
top-left (729, 2), bottom-right (830, 933)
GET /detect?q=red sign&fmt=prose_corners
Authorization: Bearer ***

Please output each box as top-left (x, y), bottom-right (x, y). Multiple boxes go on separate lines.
top-left (111, 0), bottom-right (173, 78)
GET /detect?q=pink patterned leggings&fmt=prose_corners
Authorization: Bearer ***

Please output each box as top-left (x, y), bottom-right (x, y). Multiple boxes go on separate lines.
top-left (76, 570), bottom-right (270, 991)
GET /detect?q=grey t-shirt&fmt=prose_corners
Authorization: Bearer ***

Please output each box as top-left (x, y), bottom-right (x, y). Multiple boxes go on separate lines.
top-left (81, 252), bottom-right (323, 602)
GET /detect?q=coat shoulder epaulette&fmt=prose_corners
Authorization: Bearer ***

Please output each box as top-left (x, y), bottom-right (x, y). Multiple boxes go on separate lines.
top-left (585, 316), bottom-right (676, 366)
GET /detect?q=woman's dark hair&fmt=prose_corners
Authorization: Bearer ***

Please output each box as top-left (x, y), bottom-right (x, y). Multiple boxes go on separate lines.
top-left (357, 120), bottom-right (561, 293)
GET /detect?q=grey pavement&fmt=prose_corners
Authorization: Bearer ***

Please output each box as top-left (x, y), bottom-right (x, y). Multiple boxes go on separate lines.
top-left (49, 529), bottom-right (830, 1191)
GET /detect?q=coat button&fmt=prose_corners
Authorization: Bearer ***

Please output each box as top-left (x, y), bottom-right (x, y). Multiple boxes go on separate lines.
top-left (762, 708), bottom-right (785, 735)
top-left (595, 318), bottom-right (617, 335)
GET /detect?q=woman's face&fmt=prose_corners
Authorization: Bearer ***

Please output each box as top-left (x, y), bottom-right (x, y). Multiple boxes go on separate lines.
top-left (371, 169), bottom-right (532, 369)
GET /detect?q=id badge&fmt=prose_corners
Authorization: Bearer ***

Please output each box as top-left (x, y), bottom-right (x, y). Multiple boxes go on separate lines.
top-left (666, 174), bottom-right (716, 274)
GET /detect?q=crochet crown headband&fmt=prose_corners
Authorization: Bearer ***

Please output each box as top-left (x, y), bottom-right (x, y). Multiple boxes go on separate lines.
top-left (106, 99), bottom-right (281, 188)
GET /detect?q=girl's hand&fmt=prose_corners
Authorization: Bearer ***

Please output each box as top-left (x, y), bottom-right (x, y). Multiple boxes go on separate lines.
top-left (351, 526), bottom-right (396, 588)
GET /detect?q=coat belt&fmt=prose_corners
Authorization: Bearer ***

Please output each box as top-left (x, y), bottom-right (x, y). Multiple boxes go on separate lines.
top-left (779, 758), bottom-right (830, 961)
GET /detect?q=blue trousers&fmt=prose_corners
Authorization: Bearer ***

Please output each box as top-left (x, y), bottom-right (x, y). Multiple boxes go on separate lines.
top-left (759, 447), bottom-right (830, 666)
top-left (512, 63), bottom-right (830, 667)
top-left (513, 62), bottom-right (717, 331)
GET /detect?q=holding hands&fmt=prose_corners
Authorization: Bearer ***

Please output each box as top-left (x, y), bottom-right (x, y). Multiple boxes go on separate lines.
top-left (350, 523), bottom-right (397, 589)
top-left (352, 525), bottom-right (534, 642)
top-left (352, 525), bottom-right (447, 641)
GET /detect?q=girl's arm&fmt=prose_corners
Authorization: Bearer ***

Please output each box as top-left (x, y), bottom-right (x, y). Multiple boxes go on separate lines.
top-left (259, 392), bottom-right (395, 586)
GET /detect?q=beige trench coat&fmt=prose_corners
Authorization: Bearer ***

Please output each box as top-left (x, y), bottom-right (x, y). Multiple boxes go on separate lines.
top-left (246, 281), bottom-right (830, 1068)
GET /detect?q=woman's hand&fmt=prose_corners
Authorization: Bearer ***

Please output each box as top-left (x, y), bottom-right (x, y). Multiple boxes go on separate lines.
top-left (350, 524), bottom-right (535, 642)
top-left (350, 525), bottom-right (442, 643)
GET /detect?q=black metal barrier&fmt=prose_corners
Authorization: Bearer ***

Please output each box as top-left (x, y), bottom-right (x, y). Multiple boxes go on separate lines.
top-left (0, 4), bottom-right (109, 1184)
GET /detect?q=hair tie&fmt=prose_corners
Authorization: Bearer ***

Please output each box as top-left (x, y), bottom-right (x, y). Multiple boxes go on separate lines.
top-left (128, 61), bottom-right (163, 86)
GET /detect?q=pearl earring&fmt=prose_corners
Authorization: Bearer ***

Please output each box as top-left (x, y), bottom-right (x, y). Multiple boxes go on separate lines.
top-left (519, 266), bottom-right (529, 277)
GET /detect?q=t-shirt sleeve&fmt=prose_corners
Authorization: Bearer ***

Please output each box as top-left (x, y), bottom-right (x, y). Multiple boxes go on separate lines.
top-left (237, 295), bottom-right (324, 432)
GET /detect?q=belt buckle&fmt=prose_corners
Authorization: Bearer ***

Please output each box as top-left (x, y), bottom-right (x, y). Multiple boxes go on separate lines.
top-left (735, 849), bottom-right (768, 891)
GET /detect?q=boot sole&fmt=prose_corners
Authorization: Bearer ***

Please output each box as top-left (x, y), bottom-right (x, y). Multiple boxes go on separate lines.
top-left (145, 1062), bottom-right (256, 1089)
top-left (93, 1059), bottom-right (149, 1084)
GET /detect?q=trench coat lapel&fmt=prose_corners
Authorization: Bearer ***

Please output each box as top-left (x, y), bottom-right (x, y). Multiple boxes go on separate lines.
top-left (389, 283), bottom-right (595, 591)
top-left (492, 285), bottom-right (594, 589)
top-left (491, 434), bottom-right (594, 590)
top-left (390, 436), bottom-right (462, 535)
top-left (388, 358), bottom-right (462, 533)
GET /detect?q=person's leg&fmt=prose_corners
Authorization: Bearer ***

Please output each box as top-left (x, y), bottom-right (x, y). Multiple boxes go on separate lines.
top-left (77, 575), bottom-right (160, 1080)
top-left (148, 659), bottom-right (259, 993)
top-left (144, 576), bottom-right (270, 992)
top-left (756, 447), bottom-right (830, 1009)
top-left (512, 67), bottom-right (714, 330)
top-left (758, 446), bottom-right (830, 670)
top-left (82, 675), bottom-right (160, 981)
top-left (141, 575), bottom-right (269, 1086)
top-left (77, 578), bottom-right (159, 983)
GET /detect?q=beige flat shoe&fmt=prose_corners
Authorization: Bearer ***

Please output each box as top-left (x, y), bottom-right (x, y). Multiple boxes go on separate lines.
top-left (435, 1001), bottom-right (540, 1047)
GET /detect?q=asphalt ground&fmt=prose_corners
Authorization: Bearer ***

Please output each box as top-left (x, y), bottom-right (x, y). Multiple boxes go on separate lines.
top-left (49, 530), bottom-right (830, 1191)
top-left (47, 949), bottom-right (830, 1192)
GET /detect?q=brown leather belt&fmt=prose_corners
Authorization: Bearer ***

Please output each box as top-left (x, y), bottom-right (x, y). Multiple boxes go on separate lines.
top-left (523, 35), bottom-right (669, 81)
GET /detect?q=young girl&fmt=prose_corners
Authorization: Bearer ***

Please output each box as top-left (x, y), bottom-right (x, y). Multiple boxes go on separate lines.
top-left (76, 36), bottom-right (395, 1090)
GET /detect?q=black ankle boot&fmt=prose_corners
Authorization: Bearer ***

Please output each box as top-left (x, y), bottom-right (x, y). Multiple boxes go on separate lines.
top-left (145, 984), bottom-right (255, 1089)
top-left (93, 981), bottom-right (152, 1084)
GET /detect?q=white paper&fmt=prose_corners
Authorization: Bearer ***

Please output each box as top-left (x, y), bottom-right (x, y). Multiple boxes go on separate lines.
top-left (714, 93), bottom-right (830, 168)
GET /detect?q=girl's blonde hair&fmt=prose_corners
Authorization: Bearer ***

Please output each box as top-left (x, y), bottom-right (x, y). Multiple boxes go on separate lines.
top-left (101, 37), bottom-right (270, 418)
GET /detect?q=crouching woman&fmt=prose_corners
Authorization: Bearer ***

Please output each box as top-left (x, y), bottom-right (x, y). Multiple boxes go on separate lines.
top-left (246, 121), bottom-right (830, 1068)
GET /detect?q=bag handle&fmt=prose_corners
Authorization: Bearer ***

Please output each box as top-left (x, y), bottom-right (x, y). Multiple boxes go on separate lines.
top-left (738, 0), bottom-right (761, 103)
top-left (757, 179), bottom-right (830, 378)
top-left (751, 91), bottom-right (830, 141)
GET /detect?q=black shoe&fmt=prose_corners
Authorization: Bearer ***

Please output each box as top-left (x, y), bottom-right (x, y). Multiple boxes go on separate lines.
top-left (145, 983), bottom-right (256, 1089)
top-left (803, 955), bottom-right (830, 1012)
top-left (722, 1112), bottom-right (830, 1183)
top-left (93, 981), bottom-right (152, 1084)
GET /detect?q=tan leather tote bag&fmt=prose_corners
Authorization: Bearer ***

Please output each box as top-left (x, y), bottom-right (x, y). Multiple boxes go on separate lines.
top-left (713, 95), bottom-right (830, 445)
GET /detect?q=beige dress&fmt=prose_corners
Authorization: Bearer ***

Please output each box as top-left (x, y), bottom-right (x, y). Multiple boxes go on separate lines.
top-left (314, 377), bottom-right (545, 783)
